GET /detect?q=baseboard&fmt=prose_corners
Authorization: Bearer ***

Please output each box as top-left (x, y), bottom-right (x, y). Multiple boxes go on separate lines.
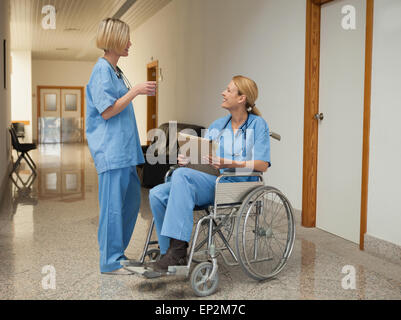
top-left (364, 234), bottom-right (401, 266)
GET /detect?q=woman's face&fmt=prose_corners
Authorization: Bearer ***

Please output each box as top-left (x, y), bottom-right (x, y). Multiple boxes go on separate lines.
top-left (221, 80), bottom-right (245, 110)
top-left (121, 40), bottom-right (132, 57)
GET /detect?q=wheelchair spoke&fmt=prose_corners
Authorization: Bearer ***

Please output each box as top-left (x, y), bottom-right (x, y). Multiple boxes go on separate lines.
top-left (265, 240), bottom-right (281, 265)
top-left (272, 194), bottom-right (278, 221)
top-left (271, 234), bottom-right (285, 252)
top-left (271, 198), bottom-right (283, 226)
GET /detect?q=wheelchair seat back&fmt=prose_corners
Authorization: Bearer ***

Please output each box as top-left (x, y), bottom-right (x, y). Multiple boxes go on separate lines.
top-left (214, 180), bottom-right (264, 207)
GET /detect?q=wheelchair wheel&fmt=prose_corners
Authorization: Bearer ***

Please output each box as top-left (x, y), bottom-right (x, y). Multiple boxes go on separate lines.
top-left (235, 186), bottom-right (295, 281)
top-left (190, 262), bottom-right (219, 297)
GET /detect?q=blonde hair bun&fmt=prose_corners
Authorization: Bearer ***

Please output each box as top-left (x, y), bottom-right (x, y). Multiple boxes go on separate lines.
top-left (232, 75), bottom-right (262, 117)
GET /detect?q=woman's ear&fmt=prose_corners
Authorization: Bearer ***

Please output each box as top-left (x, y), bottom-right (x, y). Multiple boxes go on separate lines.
top-left (238, 94), bottom-right (247, 105)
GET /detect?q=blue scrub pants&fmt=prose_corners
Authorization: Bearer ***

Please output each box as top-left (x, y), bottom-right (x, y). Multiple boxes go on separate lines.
top-left (98, 166), bottom-right (141, 272)
top-left (149, 168), bottom-right (217, 255)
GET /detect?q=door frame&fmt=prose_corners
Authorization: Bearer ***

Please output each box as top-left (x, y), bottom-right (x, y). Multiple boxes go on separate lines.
top-left (37, 86), bottom-right (85, 142)
top-left (302, 0), bottom-right (374, 250)
top-left (146, 60), bottom-right (159, 144)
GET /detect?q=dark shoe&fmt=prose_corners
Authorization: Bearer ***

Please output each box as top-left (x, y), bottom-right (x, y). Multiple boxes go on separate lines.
top-left (142, 254), bottom-right (165, 269)
top-left (153, 239), bottom-right (188, 272)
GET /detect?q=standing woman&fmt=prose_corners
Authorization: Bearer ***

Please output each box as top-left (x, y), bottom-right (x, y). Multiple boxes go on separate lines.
top-left (86, 18), bottom-right (156, 275)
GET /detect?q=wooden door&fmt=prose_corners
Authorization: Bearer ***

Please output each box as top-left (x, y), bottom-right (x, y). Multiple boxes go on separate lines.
top-left (38, 86), bottom-right (84, 144)
top-left (302, 0), bottom-right (374, 249)
top-left (60, 88), bottom-right (82, 143)
top-left (39, 88), bottom-right (61, 143)
top-left (147, 61), bottom-right (158, 144)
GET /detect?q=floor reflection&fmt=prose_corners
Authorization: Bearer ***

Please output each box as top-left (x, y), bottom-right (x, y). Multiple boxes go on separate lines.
top-left (9, 168), bottom-right (36, 190)
top-left (7, 144), bottom-right (87, 205)
top-left (37, 144), bottom-right (86, 202)
top-left (38, 168), bottom-right (85, 202)
top-left (300, 239), bottom-right (316, 299)
top-left (9, 171), bottom-right (38, 219)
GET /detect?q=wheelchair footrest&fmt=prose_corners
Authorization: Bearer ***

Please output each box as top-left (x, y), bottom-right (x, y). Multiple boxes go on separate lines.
top-left (123, 266), bottom-right (148, 274)
top-left (143, 270), bottom-right (164, 279)
top-left (123, 265), bottom-right (189, 278)
top-left (124, 266), bottom-right (164, 278)
top-left (167, 266), bottom-right (190, 277)
top-left (121, 260), bottom-right (144, 267)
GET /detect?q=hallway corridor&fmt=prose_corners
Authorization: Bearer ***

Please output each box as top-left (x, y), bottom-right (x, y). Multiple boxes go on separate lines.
top-left (0, 144), bottom-right (400, 300)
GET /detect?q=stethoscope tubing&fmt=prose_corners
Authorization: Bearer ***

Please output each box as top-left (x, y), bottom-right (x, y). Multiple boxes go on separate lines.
top-left (102, 57), bottom-right (133, 90)
top-left (216, 114), bottom-right (250, 158)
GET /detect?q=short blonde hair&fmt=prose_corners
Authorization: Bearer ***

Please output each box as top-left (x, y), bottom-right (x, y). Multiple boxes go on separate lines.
top-left (232, 75), bottom-right (262, 117)
top-left (96, 18), bottom-right (130, 53)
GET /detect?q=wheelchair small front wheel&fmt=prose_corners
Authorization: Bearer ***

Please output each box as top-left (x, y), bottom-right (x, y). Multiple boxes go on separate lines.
top-left (190, 262), bottom-right (219, 297)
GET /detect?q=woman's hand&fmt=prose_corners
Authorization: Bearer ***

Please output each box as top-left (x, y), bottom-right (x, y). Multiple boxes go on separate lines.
top-left (178, 154), bottom-right (190, 167)
top-left (203, 155), bottom-right (227, 169)
top-left (203, 156), bottom-right (269, 172)
top-left (101, 81), bottom-right (157, 120)
top-left (132, 81), bottom-right (157, 96)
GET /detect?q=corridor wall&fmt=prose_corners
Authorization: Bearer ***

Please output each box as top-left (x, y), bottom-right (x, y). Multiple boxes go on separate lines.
top-left (120, 0), bottom-right (307, 210)
top-left (0, 0), bottom-right (11, 198)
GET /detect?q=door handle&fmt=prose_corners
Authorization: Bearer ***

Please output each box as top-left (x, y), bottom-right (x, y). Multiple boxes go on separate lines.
top-left (314, 113), bottom-right (324, 121)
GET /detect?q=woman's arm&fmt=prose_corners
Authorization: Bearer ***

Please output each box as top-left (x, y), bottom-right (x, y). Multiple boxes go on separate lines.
top-left (204, 156), bottom-right (269, 172)
top-left (101, 81), bottom-right (156, 120)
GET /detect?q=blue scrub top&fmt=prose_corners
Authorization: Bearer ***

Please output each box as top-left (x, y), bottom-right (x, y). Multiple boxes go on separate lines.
top-left (204, 113), bottom-right (271, 181)
top-left (85, 58), bottom-right (144, 174)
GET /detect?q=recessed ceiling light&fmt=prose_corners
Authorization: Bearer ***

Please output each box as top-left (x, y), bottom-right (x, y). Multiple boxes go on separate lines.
top-left (64, 27), bottom-right (80, 32)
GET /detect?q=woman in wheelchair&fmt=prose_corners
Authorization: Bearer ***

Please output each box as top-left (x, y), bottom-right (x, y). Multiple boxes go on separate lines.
top-left (149, 75), bottom-right (271, 272)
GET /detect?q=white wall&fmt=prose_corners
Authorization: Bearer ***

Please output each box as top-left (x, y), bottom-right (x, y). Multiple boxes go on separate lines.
top-left (0, 0), bottom-right (11, 192)
top-left (11, 50), bottom-right (32, 142)
top-left (121, 0), bottom-right (306, 209)
top-left (119, 0), bottom-right (181, 145)
top-left (367, 0), bottom-right (401, 246)
top-left (32, 59), bottom-right (96, 141)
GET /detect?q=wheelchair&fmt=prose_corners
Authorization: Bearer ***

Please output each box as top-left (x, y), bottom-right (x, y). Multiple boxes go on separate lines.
top-left (123, 132), bottom-right (295, 297)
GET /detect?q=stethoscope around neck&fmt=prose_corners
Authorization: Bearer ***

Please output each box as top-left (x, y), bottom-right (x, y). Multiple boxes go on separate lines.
top-left (215, 114), bottom-right (250, 158)
top-left (115, 66), bottom-right (133, 89)
top-left (102, 57), bottom-right (133, 89)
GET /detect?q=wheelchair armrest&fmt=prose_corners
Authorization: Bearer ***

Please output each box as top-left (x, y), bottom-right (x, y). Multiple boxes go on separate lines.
top-left (220, 171), bottom-right (264, 177)
top-left (216, 171), bottom-right (264, 184)
top-left (164, 165), bottom-right (180, 182)
top-left (165, 167), bottom-right (264, 184)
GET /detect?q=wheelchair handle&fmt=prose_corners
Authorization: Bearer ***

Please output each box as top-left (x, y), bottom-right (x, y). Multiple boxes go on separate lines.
top-left (270, 131), bottom-right (281, 141)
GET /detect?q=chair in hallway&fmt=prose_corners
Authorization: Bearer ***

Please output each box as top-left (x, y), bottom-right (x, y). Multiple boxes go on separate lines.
top-left (12, 122), bottom-right (25, 139)
top-left (8, 126), bottom-right (37, 175)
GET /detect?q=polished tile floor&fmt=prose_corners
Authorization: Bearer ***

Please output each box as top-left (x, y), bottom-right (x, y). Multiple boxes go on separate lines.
top-left (0, 143), bottom-right (400, 300)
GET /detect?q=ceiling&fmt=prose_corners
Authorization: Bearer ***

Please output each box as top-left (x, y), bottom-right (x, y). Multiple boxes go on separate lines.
top-left (10, 0), bottom-right (172, 61)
